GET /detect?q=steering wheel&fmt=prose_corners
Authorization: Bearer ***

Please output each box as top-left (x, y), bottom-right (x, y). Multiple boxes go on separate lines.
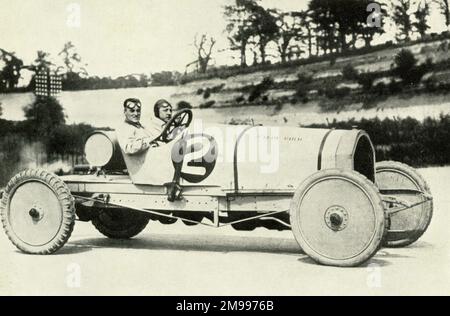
top-left (157, 109), bottom-right (193, 143)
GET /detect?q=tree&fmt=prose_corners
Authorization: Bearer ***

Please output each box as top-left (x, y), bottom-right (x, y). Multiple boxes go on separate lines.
top-left (57, 41), bottom-right (88, 76)
top-left (224, 0), bottom-right (278, 65)
top-left (413, 0), bottom-right (431, 38)
top-left (138, 74), bottom-right (149, 87)
top-left (309, 0), bottom-right (339, 54)
top-left (23, 97), bottom-right (66, 143)
top-left (434, 0), bottom-right (450, 29)
top-left (0, 48), bottom-right (24, 91)
top-left (298, 10), bottom-right (316, 57)
top-left (224, 0), bottom-right (257, 67)
top-left (392, 0), bottom-right (414, 42)
top-left (57, 42), bottom-right (88, 90)
top-left (193, 34), bottom-right (216, 73)
top-left (32, 51), bottom-right (54, 73)
top-left (150, 71), bottom-right (178, 86)
top-left (358, 2), bottom-right (387, 47)
top-left (251, 7), bottom-right (279, 64)
top-left (273, 10), bottom-right (304, 63)
top-left (308, 0), bottom-right (383, 53)
top-left (48, 123), bottom-right (95, 156)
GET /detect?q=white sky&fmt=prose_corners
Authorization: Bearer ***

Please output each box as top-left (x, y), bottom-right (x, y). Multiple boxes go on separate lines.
top-left (0, 0), bottom-right (447, 78)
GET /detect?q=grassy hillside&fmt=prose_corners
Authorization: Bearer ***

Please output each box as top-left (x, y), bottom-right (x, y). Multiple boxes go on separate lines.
top-left (171, 38), bottom-right (450, 116)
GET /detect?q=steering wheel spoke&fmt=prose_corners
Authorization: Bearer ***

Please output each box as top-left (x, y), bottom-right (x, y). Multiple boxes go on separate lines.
top-left (159, 109), bottom-right (193, 143)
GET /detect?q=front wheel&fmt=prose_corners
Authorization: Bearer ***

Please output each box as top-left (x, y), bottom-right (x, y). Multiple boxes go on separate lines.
top-left (0, 169), bottom-right (75, 254)
top-left (290, 169), bottom-right (386, 267)
top-left (92, 208), bottom-right (149, 239)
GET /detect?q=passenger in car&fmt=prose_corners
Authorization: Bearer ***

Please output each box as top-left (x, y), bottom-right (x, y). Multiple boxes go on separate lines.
top-left (147, 99), bottom-right (173, 135)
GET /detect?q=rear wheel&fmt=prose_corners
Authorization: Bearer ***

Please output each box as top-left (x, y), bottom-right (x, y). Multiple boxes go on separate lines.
top-left (376, 161), bottom-right (433, 247)
top-left (0, 169), bottom-right (75, 254)
top-left (290, 169), bottom-right (386, 267)
top-left (92, 208), bottom-right (149, 239)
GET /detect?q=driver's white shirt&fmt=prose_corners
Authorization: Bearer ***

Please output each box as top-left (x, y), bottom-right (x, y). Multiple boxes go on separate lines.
top-left (116, 120), bottom-right (158, 155)
top-left (146, 117), bottom-right (166, 136)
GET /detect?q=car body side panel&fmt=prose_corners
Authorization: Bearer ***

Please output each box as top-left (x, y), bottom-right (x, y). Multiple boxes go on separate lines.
top-left (234, 126), bottom-right (330, 191)
top-left (67, 125), bottom-right (374, 194)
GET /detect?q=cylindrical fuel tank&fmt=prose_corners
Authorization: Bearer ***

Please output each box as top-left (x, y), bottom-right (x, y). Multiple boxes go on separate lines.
top-left (193, 124), bottom-right (376, 191)
top-left (84, 131), bottom-right (127, 171)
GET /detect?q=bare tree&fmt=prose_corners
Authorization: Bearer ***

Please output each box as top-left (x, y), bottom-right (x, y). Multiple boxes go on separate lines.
top-left (57, 41), bottom-right (88, 76)
top-left (194, 34), bottom-right (217, 73)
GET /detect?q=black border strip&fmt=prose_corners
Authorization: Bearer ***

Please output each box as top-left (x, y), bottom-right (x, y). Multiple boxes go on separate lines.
top-left (233, 125), bottom-right (258, 193)
top-left (317, 129), bottom-right (334, 171)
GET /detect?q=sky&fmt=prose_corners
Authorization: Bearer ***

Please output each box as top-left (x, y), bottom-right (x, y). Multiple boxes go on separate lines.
top-left (0, 0), bottom-right (447, 79)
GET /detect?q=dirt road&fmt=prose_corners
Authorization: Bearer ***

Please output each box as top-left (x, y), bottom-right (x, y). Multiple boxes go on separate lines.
top-left (0, 167), bottom-right (449, 296)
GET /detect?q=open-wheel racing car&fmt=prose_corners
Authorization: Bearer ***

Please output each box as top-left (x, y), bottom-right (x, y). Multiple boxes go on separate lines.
top-left (0, 109), bottom-right (433, 267)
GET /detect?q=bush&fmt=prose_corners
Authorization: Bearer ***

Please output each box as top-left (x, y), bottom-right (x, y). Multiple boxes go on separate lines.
top-left (392, 49), bottom-right (432, 86)
top-left (48, 123), bottom-right (95, 156)
top-left (335, 87), bottom-right (351, 98)
top-left (235, 95), bottom-right (245, 103)
top-left (388, 79), bottom-right (403, 94)
top-left (407, 65), bottom-right (429, 86)
top-left (0, 135), bottom-right (25, 187)
top-left (305, 115), bottom-right (450, 167)
top-left (342, 64), bottom-right (359, 81)
top-left (373, 82), bottom-right (387, 95)
top-left (177, 101), bottom-right (192, 110)
top-left (438, 82), bottom-right (450, 93)
top-left (394, 49), bottom-right (417, 74)
top-left (248, 76), bottom-right (274, 102)
top-left (22, 97), bottom-right (66, 141)
top-left (199, 100), bottom-right (216, 109)
top-left (297, 72), bottom-right (313, 84)
top-left (203, 89), bottom-right (211, 99)
top-left (424, 77), bottom-right (438, 93)
top-left (357, 73), bottom-right (376, 91)
top-left (324, 87), bottom-right (351, 99)
top-left (296, 85), bottom-right (309, 99)
top-left (210, 83), bottom-right (225, 93)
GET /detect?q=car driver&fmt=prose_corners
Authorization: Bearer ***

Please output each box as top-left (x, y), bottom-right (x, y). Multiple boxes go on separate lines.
top-left (116, 98), bottom-right (159, 155)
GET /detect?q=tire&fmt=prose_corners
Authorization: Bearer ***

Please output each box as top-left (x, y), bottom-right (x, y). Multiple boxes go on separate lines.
top-left (0, 169), bottom-right (75, 254)
top-left (290, 169), bottom-right (386, 267)
top-left (92, 208), bottom-right (149, 239)
top-left (376, 161), bottom-right (433, 248)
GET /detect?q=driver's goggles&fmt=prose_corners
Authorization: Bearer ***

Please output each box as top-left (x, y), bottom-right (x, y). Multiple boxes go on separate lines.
top-left (125, 104), bottom-right (141, 113)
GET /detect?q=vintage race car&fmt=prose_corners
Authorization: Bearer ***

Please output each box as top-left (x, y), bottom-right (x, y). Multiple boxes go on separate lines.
top-left (0, 110), bottom-right (433, 267)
